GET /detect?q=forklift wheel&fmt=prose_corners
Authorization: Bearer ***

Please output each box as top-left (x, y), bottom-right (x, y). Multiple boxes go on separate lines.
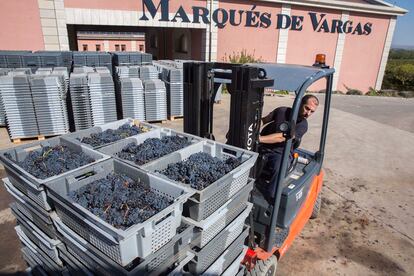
top-left (247, 255), bottom-right (277, 276)
top-left (310, 192), bottom-right (322, 219)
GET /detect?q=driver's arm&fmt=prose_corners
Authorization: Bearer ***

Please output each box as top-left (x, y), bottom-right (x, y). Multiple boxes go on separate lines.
top-left (259, 133), bottom-right (285, 144)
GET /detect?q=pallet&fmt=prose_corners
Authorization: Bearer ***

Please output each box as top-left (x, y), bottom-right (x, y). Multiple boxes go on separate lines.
top-left (11, 135), bottom-right (55, 144)
top-left (146, 120), bottom-right (167, 124)
top-left (168, 115), bottom-right (183, 121)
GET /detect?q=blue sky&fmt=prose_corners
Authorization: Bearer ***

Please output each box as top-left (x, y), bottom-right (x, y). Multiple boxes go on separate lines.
top-left (390, 0), bottom-right (413, 47)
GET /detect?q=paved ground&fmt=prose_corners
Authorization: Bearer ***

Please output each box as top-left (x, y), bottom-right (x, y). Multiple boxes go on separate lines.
top-left (0, 94), bottom-right (413, 275)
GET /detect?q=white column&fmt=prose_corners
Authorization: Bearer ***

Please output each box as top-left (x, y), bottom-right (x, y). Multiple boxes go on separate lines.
top-left (276, 4), bottom-right (291, 63)
top-left (131, 40), bottom-right (137, 51)
top-left (103, 40), bottom-right (110, 51)
top-left (375, 17), bottom-right (396, 90)
top-left (332, 12), bottom-right (349, 91)
top-left (38, 0), bottom-right (69, 50)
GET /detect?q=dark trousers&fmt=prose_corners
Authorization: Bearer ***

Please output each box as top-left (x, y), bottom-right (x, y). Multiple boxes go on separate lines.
top-left (263, 151), bottom-right (292, 196)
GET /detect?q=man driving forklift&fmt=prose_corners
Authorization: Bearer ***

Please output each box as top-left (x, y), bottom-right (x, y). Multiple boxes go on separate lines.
top-left (258, 94), bottom-right (319, 197)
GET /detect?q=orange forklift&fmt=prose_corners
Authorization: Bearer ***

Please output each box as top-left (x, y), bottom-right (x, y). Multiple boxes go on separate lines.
top-left (182, 55), bottom-right (334, 275)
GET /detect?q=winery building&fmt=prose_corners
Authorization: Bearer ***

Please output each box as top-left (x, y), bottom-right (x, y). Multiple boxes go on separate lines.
top-left (0, 0), bottom-right (407, 92)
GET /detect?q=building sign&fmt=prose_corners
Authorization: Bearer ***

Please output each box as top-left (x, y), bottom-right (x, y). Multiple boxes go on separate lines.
top-left (140, 0), bottom-right (372, 35)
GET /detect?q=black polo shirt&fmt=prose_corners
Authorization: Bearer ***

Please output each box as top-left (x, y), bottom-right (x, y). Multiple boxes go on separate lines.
top-left (260, 107), bottom-right (308, 154)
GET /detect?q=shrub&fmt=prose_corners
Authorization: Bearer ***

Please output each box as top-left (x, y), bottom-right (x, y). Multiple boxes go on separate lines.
top-left (223, 49), bottom-right (262, 64)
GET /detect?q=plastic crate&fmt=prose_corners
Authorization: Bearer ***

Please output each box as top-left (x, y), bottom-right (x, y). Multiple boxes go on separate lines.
top-left (165, 251), bottom-right (195, 276)
top-left (21, 247), bottom-right (49, 276)
top-left (53, 214), bottom-right (194, 276)
top-left (0, 137), bottom-right (109, 189)
top-left (203, 242), bottom-right (248, 276)
top-left (221, 247), bottom-right (248, 276)
top-left (145, 140), bottom-right (258, 221)
top-left (10, 201), bottom-right (57, 239)
top-left (16, 226), bottom-right (64, 273)
top-left (14, 206), bottom-right (62, 265)
top-left (98, 127), bottom-right (203, 168)
top-left (64, 118), bottom-right (157, 149)
top-left (57, 244), bottom-right (94, 276)
top-left (185, 180), bottom-right (253, 248)
top-left (187, 205), bottom-right (252, 275)
top-left (46, 159), bottom-right (193, 266)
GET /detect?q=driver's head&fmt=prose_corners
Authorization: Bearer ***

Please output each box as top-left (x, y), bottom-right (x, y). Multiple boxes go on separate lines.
top-left (299, 95), bottom-right (319, 119)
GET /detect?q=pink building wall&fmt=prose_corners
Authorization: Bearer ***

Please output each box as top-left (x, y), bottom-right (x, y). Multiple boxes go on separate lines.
top-left (0, 0), bottom-right (44, 51)
top-left (338, 12), bottom-right (390, 92)
top-left (217, 0), bottom-right (282, 62)
top-left (285, 6), bottom-right (341, 91)
top-left (65, 0), bottom-right (205, 14)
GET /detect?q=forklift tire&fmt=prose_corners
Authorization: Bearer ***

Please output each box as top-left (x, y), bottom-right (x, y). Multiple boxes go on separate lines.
top-left (247, 255), bottom-right (278, 276)
top-left (310, 192), bottom-right (322, 219)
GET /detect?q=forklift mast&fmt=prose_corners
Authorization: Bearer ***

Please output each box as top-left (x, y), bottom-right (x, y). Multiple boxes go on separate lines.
top-left (183, 62), bottom-right (273, 151)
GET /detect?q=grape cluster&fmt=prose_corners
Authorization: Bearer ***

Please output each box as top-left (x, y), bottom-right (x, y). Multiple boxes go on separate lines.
top-left (116, 136), bottom-right (190, 165)
top-left (69, 173), bottom-right (172, 229)
top-left (6, 145), bottom-right (95, 179)
top-left (80, 124), bottom-right (147, 148)
top-left (157, 152), bottom-right (241, 190)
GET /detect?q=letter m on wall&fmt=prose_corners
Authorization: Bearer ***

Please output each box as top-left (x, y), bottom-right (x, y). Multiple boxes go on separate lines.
top-left (140, 0), bottom-right (170, 21)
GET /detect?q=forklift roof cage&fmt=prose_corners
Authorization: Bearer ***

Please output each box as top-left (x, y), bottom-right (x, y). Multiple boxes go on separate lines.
top-left (183, 61), bottom-right (335, 252)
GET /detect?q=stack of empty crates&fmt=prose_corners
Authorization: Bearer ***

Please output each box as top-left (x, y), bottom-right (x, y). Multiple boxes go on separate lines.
top-left (112, 52), bottom-right (153, 67)
top-left (0, 74), bottom-right (39, 139)
top-left (154, 61), bottom-right (184, 118)
top-left (0, 68), bottom-right (12, 126)
top-left (143, 79), bottom-right (167, 122)
top-left (114, 66), bottom-right (145, 121)
top-left (0, 68), bottom-right (71, 140)
top-left (69, 67), bottom-right (117, 131)
top-left (73, 52), bottom-right (112, 74)
top-left (1, 119), bottom-right (258, 275)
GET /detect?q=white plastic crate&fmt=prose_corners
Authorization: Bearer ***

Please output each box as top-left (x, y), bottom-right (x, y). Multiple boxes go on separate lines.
top-left (145, 139), bottom-right (258, 221)
top-left (203, 243), bottom-right (248, 276)
top-left (184, 180), bottom-right (253, 248)
top-left (220, 247), bottom-right (248, 276)
top-left (46, 159), bottom-right (194, 266)
top-left (187, 205), bottom-right (252, 274)
top-left (14, 207), bottom-right (62, 265)
top-left (53, 214), bottom-right (194, 276)
top-left (0, 137), bottom-right (109, 189)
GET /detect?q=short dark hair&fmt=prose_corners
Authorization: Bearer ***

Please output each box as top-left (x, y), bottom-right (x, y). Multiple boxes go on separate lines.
top-left (301, 94), bottom-right (319, 106)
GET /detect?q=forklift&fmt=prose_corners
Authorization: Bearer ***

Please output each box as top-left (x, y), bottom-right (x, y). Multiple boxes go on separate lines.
top-left (182, 55), bottom-right (335, 275)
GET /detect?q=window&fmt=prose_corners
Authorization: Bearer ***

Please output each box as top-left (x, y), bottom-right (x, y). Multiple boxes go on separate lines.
top-left (82, 44), bottom-right (88, 51)
top-left (139, 45), bottom-right (144, 52)
top-left (121, 44), bottom-right (126, 52)
top-left (115, 44), bottom-right (120, 51)
top-left (96, 44), bottom-right (101, 51)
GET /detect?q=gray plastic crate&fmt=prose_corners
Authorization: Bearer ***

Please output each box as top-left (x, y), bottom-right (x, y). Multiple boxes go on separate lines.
top-left (10, 202), bottom-right (57, 239)
top-left (203, 242), bottom-right (248, 276)
top-left (185, 180), bottom-right (253, 248)
top-left (219, 246), bottom-right (248, 276)
top-left (4, 177), bottom-right (52, 222)
top-left (21, 247), bottom-right (49, 276)
top-left (0, 137), bottom-right (109, 189)
top-left (187, 205), bottom-right (252, 275)
top-left (64, 118), bottom-right (157, 149)
top-left (166, 251), bottom-right (195, 276)
top-left (145, 140), bottom-right (258, 221)
top-left (189, 225), bottom-right (249, 275)
top-left (16, 226), bottom-right (64, 273)
top-left (53, 214), bottom-right (194, 276)
top-left (46, 159), bottom-right (193, 266)
top-left (14, 206), bottom-right (62, 265)
top-left (99, 127), bottom-right (203, 168)
top-left (57, 244), bottom-right (94, 276)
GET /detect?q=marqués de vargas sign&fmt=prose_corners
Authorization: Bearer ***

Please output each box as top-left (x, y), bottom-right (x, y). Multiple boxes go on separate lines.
top-left (140, 0), bottom-right (373, 35)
